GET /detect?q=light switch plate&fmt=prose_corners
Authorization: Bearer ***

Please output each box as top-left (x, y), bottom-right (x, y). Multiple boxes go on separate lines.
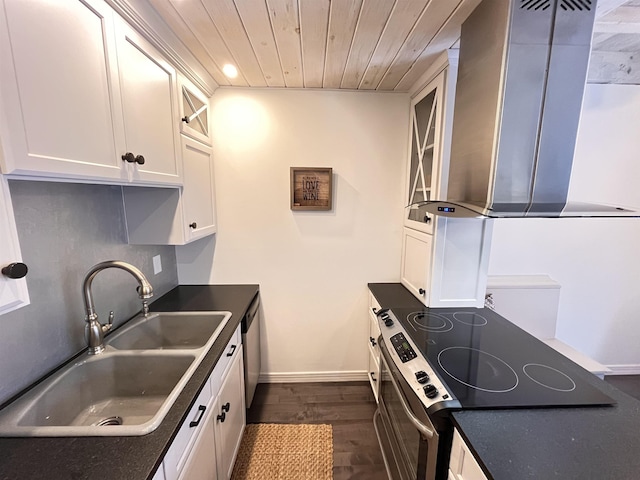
top-left (153, 255), bottom-right (162, 275)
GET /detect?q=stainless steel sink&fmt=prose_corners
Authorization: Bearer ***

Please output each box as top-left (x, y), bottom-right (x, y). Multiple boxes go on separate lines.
top-left (107, 312), bottom-right (230, 350)
top-left (0, 311), bottom-right (231, 437)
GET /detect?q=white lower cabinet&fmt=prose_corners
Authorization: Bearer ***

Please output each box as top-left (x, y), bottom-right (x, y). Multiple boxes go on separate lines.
top-left (367, 292), bottom-right (382, 402)
top-left (214, 348), bottom-right (246, 480)
top-left (448, 428), bottom-right (488, 480)
top-left (162, 327), bottom-right (245, 480)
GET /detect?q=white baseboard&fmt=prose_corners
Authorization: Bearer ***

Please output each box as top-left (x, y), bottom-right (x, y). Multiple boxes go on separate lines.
top-left (258, 370), bottom-right (369, 383)
top-left (604, 365), bottom-right (640, 376)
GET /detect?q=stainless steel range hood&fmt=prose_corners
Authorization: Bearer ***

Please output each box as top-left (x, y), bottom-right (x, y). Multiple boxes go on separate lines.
top-left (419, 0), bottom-right (637, 219)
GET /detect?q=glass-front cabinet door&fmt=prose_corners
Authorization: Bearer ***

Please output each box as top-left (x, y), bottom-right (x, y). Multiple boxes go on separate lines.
top-left (404, 73), bottom-right (445, 234)
top-left (178, 75), bottom-right (211, 145)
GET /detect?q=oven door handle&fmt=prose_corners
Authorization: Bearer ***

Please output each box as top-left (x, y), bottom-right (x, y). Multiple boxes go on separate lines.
top-left (380, 341), bottom-right (435, 440)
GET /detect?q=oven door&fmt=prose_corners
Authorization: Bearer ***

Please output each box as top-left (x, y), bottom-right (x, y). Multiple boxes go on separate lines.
top-left (376, 338), bottom-right (440, 480)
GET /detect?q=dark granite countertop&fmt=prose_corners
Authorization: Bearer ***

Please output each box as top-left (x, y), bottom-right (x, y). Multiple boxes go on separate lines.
top-left (368, 282), bottom-right (425, 309)
top-left (0, 284), bottom-right (259, 480)
top-left (368, 282), bottom-right (640, 480)
top-left (451, 372), bottom-right (640, 480)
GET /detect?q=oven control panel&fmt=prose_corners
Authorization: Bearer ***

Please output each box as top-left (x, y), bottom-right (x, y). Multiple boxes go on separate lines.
top-left (377, 310), bottom-right (458, 411)
top-left (390, 333), bottom-right (417, 362)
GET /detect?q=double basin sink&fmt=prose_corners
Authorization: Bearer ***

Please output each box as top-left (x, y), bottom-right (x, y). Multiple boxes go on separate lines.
top-left (0, 311), bottom-right (231, 437)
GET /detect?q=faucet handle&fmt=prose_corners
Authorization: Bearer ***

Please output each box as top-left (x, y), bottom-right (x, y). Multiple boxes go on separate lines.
top-left (101, 311), bottom-right (114, 334)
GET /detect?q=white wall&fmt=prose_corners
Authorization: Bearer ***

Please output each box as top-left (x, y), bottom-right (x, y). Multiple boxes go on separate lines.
top-left (177, 88), bottom-right (409, 379)
top-left (488, 84), bottom-right (640, 370)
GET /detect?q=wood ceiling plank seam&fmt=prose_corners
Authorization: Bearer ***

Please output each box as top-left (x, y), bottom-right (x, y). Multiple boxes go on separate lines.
top-left (148, 0), bottom-right (229, 86)
top-left (394, 0), bottom-right (477, 92)
top-left (371, 0), bottom-right (438, 91)
top-left (266, 0), bottom-right (304, 87)
top-left (341, 0), bottom-right (396, 90)
top-left (592, 32), bottom-right (640, 51)
top-left (377, 0), bottom-right (460, 90)
top-left (299, 0), bottom-right (330, 88)
top-left (201, 0), bottom-right (267, 87)
top-left (594, 21), bottom-right (640, 33)
top-left (358, 0), bottom-right (429, 90)
top-left (323, 0), bottom-right (364, 89)
top-left (166, 0), bottom-right (249, 86)
top-left (338, 0), bottom-right (368, 89)
top-left (233, 0), bottom-right (286, 87)
top-left (598, 4), bottom-right (640, 22)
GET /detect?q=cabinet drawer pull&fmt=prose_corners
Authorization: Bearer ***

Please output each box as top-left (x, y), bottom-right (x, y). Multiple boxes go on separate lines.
top-left (189, 405), bottom-right (206, 427)
top-left (369, 336), bottom-right (377, 347)
top-left (189, 222), bottom-right (197, 229)
top-left (222, 402), bottom-right (230, 413)
top-left (226, 344), bottom-right (237, 357)
top-left (370, 372), bottom-right (377, 382)
top-left (419, 288), bottom-right (425, 295)
top-left (217, 411), bottom-right (226, 423)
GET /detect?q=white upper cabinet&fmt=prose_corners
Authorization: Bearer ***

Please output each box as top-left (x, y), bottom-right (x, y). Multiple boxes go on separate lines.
top-left (115, 19), bottom-right (182, 185)
top-left (0, 0), bottom-right (182, 186)
top-left (122, 136), bottom-right (217, 245)
top-left (0, 0), bottom-right (127, 182)
top-left (404, 73), bottom-right (445, 235)
top-left (178, 75), bottom-right (211, 145)
top-left (400, 53), bottom-right (494, 309)
top-left (0, 177), bottom-right (29, 315)
top-left (181, 137), bottom-right (217, 241)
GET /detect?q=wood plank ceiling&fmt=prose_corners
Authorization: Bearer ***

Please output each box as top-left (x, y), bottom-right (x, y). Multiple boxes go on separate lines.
top-left (147, 0), bottom-right (640, 91)
top-left (148, 0), bottom-right (480, 91)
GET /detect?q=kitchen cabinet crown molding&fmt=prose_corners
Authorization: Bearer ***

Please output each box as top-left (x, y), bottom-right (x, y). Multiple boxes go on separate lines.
top-left (105, 0), bottom-right (218, 97)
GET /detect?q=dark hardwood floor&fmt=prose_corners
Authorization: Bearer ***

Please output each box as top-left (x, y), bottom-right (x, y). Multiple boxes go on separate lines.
top-left (246, 381), bottom-right (387, 480)
top-left (245, 377), bottom-right (640, 479)
top-left (604, 375), bottom-right (640, 401)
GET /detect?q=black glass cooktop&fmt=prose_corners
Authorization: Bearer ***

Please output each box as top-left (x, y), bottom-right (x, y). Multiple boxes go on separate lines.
top-left (390, 306), bottom-right (615, 409)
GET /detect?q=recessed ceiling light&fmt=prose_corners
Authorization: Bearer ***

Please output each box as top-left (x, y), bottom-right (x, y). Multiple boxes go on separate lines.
top-left (223, 64), bottom-right (238, 79)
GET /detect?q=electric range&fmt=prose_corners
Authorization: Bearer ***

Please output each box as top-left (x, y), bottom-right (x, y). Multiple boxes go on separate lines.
top-left (377, 306), bottom-right (615, 415)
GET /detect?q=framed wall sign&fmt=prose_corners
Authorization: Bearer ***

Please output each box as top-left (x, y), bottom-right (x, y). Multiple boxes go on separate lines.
top-left (290, 167), bottom-right (333, 211)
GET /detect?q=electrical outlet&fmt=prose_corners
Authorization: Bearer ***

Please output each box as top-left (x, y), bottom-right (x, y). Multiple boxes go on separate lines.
top-left (153, 255), bottom-right (162, 275)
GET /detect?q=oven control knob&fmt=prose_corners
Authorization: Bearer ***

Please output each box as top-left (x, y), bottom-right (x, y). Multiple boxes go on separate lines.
top-left (423, 384), bottom-right (438, 399)
top-left (415, 371), bottom-right (429, 384)
top-left (384, 319), bottom-right (394, 327)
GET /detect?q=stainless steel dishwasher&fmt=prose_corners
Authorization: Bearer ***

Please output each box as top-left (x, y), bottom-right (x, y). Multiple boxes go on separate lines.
top-left (242, 294), bottom-right (261, 408)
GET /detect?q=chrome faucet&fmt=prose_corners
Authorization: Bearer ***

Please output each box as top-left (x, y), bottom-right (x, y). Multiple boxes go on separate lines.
top-left (82, 260), bottom-right (154, 355)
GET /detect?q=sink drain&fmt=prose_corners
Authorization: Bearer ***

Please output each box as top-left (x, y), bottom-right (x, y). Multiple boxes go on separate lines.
top-left (94, 416), bottom-right (123, 426)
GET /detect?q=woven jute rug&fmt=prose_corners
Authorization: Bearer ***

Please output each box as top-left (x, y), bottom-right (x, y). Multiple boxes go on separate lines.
top-left (231, 423), bottom-right (333, 480)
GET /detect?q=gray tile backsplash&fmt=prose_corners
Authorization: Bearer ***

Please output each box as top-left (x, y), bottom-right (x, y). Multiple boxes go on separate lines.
top-left (0, 180), bottom-right (179, 405)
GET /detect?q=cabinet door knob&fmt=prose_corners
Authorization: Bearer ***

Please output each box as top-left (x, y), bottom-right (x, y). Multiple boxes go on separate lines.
top-left (369, 336), bottom-right (377, 347)
top-left (134, 155), bottom-right (145, 165)
top-left (217, 411), bottom-right (226, 423)
top-left (419, 288), bottom-right (425, 295)
top-left (222, 402), bottom-right (230, 413)
top-left (189, 222), bottom-right (197, 229)
top-left (181, 115), bottom-right (190, 124)
top-left (370, 372), bottom-right (377, 382)
top-left (121, 152), bottom-right (135, 163)
top-left (2, 262), bottom-right (28, 279)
